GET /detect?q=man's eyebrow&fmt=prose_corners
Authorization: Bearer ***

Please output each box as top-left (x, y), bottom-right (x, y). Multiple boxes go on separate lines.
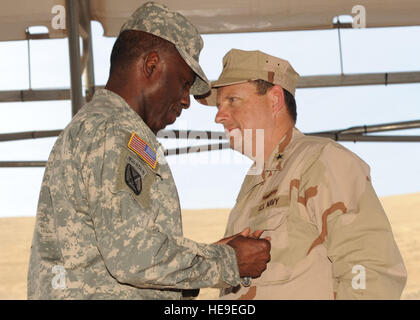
top-left (216, 94), bottom-right (237, 107)
top-left (225, 93), bottom-right (241, 100)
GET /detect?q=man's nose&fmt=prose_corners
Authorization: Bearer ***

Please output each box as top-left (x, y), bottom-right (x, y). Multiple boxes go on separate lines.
top-left (215, 106), bottom-right (227, 124)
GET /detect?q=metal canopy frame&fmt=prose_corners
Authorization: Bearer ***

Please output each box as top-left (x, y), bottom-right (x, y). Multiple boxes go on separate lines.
top-left (1, 118), bottom-right (420, 167)
top-left (0, 1), bottom-right (419, 168)
top-left (2, 70), bottom-right (420, 102)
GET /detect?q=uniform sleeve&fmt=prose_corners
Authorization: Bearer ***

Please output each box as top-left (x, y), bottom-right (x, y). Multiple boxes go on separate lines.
top-left (80, 118), bottom-right (240, 290)
top-left (301, 143), bottom-right (407, 299)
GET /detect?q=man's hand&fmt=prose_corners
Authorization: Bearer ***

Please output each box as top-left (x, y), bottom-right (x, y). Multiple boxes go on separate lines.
top-left (214, 227), bottom-right (271, 278)
top-left (226, 233), bottom-right (271, 278)
top-left (214, 227), bottom-right (270, 245)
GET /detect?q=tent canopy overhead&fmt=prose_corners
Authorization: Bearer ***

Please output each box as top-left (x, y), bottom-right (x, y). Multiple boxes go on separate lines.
top-left (1, 0), bottom-right (420, 41)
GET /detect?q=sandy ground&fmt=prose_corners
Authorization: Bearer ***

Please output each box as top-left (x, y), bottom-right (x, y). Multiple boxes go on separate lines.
top-left (0, 193), bottom-right (419, 300)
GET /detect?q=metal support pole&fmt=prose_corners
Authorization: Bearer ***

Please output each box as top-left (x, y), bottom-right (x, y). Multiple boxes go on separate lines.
top-left (306, 134), bottom-right (420, 142)
top-left (311, 119), bottom-right (420, 136)
top-left (66, 0), bottom-right (83, 116)
top-left (164, 142), bottom-right (231, 156)
top-left (157, 130), bottom-right (227, 140)
top-left (0, 130), bottom-right (62, 142)
top-left (337, 22), bottom-right (345, 75)
top-left (0, 161), bottom-right (47, 168)
top-left (3, 72), bottom-right (420, 103)
top-left (79, 0), bottom-right (95, 102)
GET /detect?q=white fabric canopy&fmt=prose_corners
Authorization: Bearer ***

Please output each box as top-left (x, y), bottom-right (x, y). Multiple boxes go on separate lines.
top-left (1, 0), bottom-right (420, 41)
top-left (0, 0), bottom-right (66, 41)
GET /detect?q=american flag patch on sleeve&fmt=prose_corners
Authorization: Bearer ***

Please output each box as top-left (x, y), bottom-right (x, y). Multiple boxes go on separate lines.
top-left (127, 132), bottom-right (158, 170)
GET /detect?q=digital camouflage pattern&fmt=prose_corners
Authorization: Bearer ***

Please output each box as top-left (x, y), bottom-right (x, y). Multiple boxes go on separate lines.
top-left (27, 89), bottom-right (240, 299)
top-left (221, 127), bottom-right (407, 300)
top-left (120, 1), bottom-right (210, 96)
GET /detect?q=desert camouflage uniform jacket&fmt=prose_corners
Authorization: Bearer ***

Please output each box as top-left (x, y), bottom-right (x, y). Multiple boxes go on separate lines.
top-left (27, 89), bottom-right (240, 299)
top-left (221, 127), bottom-right (407, 300)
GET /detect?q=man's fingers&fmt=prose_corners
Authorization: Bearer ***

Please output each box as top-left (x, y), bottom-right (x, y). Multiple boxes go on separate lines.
top-left (214, 234), bottom-right (235, 245)
top-left (250, 229), bottom-right (264, 239)
top-left (239, 227), bottom-right (251, 237)
top-left (215, 227), bottom-right (251, 245)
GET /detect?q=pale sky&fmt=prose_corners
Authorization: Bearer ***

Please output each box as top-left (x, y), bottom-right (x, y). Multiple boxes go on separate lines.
top-left (0, 22), bottom-right (419, 217)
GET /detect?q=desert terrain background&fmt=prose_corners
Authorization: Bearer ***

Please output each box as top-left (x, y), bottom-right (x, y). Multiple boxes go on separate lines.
top-left (1, 192), bottom-right (419, 300)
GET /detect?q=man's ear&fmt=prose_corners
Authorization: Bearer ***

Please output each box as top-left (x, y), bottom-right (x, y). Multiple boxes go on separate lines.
top-left (143, 51), bottom-right (160, 78)
top-left (270, 85), bottom-right (285, 115)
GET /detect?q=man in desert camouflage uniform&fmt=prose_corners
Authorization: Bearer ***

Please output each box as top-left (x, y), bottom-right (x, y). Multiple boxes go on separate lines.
top-left (27, 3), bottom-right (270, 299)
top-left (196, 49), bottom-right (407, 299)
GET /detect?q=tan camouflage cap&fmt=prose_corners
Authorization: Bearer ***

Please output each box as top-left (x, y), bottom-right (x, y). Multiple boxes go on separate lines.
top-left (195, 49), bottom-right (300, 106)
top-left (120, 1), bottom-right (210, 95)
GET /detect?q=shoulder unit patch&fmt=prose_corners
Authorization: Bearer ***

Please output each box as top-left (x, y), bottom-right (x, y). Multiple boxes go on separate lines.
top-left (125, 163), bottom-right (142, 195)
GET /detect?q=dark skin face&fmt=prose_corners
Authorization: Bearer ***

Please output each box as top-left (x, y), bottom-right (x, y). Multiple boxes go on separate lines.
top-left (105, 48), bottom-right (195, 134)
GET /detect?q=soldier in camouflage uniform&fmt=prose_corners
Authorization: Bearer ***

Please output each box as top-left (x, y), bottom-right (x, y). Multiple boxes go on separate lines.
top-left (196, 49), bottom-right (407, 299)
top-left (27, 3), bottom-right (270, 299)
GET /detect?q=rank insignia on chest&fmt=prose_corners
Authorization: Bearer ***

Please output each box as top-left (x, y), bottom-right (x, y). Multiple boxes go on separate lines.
top-left (276, 153), bottom-right (283, 160)
top-left (128, 132), bottom-right (157, 170)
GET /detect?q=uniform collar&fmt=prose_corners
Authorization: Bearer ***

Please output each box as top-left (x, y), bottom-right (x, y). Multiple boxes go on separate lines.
top-left (264, 126), bottom-right (303, 171)
top-left (236, 127), bottom-right (304, 202)
top-left (92, 88), bottom-right (144, 125)
top-left (92, 89), bottom-right (162, 152)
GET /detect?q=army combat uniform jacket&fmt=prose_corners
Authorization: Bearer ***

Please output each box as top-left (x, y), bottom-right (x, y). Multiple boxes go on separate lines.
top-left (221, 127), bottom-right (407, 300)
top-left (28, 89), bottom-right (240, 299)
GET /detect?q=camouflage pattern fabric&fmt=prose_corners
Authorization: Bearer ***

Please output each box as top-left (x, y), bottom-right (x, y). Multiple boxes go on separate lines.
top-left (27, 89), bottom-right (240, 299)
top-left (220, 127), bottom-right (407, 300)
